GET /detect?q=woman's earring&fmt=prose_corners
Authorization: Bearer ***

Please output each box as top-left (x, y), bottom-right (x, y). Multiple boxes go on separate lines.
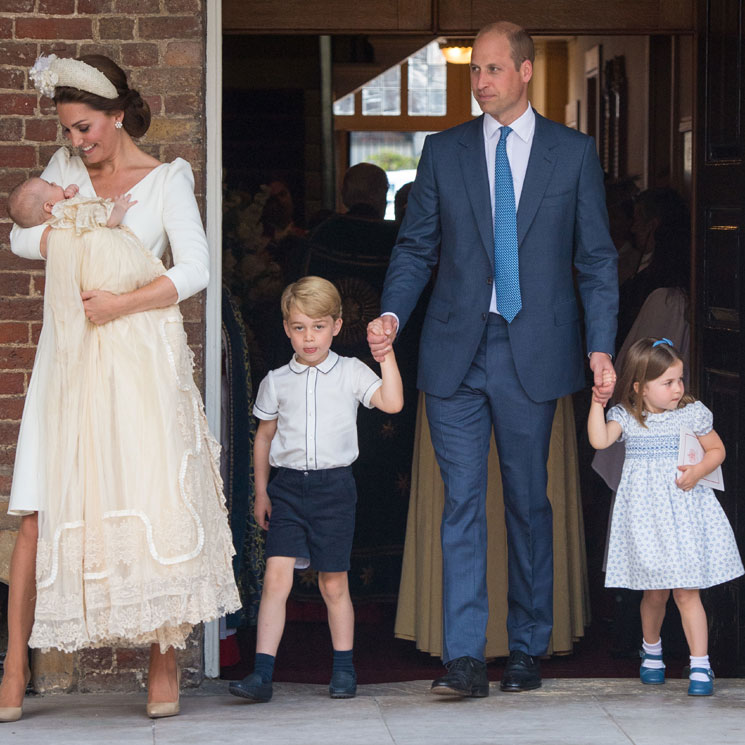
top-left (115, 120), bottom-right (123, 129)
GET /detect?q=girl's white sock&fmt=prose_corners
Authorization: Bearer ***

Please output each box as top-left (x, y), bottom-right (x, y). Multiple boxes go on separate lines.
top-left (689, 654), bottom-right (711, 682)
top-left (641, 638), bottom-right (664, 668)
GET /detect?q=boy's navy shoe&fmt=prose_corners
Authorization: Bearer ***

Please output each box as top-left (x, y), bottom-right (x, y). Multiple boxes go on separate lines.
top-left (431, 656), bottom-right (489, 697)
top-left (329, 670), bottom-right (357, 698)
top-left (228, 672), bottom-right (273, 702)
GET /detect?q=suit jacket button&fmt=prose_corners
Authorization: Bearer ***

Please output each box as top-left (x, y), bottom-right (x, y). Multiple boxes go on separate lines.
top-left (482, 312), bottom-right (487, 321)
top-left (486, 277), bottom-right (493, 284)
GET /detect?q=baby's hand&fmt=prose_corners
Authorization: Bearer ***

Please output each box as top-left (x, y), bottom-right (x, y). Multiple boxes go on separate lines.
top-left (63, 184), bottom-right (79, 199)
top-left (107, 193), bottom-right (137, 227)
top-left (113, 193), bottom-right (137, 211)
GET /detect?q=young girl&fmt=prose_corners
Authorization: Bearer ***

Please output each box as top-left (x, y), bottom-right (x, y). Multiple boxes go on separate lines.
top-left (588, 337), bottom-right (743, 696)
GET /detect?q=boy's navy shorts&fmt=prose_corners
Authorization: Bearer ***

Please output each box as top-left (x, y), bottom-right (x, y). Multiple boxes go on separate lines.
top-left (265, 466), bottom-right (357, 572)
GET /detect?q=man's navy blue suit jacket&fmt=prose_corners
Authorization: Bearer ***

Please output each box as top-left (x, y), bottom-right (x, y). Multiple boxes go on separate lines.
top-left (381, 111), bottom-right (619, 403)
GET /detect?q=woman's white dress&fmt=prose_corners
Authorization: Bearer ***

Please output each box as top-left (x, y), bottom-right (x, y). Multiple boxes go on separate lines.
top-left (604, 401), bottom-right (743, 590)
top-left (9, 149), bottom-right (240, 651)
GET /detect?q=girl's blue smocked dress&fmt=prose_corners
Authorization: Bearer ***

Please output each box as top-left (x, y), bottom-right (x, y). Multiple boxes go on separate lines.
top-left (604, 401), bottom-right (743, 590)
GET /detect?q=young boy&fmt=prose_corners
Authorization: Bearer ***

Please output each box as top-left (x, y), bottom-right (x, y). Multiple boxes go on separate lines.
top-left (229, 276), bottom-right (403, 702)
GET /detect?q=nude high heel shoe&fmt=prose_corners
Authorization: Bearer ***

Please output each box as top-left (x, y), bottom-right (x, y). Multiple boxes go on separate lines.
top-left (146, 667), bottom-right (180, 719)
top-left (0, 671), bottom-right (31, 723)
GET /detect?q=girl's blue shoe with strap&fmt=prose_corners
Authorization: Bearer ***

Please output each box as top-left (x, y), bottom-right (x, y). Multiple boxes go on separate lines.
top-left (688, 667), bottom-right (714, 696)
top-left (639, 651), bottom-right (665, 684)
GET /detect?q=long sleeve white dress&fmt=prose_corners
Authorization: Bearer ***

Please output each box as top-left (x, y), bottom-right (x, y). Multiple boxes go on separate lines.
top-left (8, 148), bottom-right (240, 652)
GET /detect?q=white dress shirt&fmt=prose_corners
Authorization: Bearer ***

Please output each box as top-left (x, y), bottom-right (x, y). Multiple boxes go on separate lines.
top-left (483, 104), bottom-right (536, 313)
top-left (253, 350), bottom-right (382, 471)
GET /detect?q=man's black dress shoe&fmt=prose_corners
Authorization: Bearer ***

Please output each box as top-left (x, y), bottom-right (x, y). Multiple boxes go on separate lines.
top-left (228, 672), bottom-right (273, 702)
top-left (500, 650), bottom-right (541, 691)
top-left (431, 656), bottom-right (489, 697)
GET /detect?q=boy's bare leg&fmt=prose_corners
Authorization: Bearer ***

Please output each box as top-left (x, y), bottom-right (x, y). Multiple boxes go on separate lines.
top-left (256, 557), bottom-right (297, 656)
top-left (0, 514), bottom-right (37, 710)
top-left (318, 571), bottom-right (354, 650)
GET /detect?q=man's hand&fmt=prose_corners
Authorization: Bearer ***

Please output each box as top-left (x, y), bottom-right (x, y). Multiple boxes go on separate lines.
top-left (367, 314), bottom-right (398, 362)
top-left (590, 352), bottom-right (616, 406)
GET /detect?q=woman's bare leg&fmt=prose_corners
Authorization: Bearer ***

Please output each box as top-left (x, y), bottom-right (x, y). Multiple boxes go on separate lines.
top-left (0, 514), bottom-right (38, 709)
top-left (147, 645), bottom-right (179, 704)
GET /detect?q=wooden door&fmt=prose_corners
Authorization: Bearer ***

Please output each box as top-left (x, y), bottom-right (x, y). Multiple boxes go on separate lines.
top-left (694, 0), bottom-right (745, 675)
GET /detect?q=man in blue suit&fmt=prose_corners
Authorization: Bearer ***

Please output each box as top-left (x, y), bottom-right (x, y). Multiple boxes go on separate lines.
top-left (368, 21), bottom-right (618, 695)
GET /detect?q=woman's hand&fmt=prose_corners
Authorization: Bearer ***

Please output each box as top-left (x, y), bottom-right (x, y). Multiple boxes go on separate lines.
top-left (81, 290), bottom-right (124, 325)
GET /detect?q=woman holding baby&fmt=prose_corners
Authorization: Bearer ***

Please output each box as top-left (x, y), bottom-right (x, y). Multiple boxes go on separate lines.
top-left (0, 54), bottom-right (239, 722)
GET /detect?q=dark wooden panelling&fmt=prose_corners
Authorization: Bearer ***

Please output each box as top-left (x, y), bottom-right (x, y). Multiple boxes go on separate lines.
top-left (223, 0), bottom-right (431, 33)
top-left (224, 0), bottom-right (695, 34)
top-left (695, 0), bottom-right (745, 675)
top-left (438, 0), bottom-right (695, 34)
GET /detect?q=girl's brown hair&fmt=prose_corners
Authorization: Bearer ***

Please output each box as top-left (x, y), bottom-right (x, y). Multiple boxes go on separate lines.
top-left (616, 338), bottom-right (695, 426)
top-left (53, 55), bottom-right (151, 138)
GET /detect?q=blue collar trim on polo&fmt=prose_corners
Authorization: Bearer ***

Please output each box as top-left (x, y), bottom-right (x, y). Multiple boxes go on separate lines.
top-left (288, 349), bottom-right (339, 374)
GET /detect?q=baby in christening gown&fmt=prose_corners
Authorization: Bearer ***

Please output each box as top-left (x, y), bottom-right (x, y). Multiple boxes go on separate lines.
top-left (7, 178), bottom-right (240, 652)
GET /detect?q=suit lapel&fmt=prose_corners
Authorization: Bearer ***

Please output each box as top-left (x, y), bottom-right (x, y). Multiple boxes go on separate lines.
top-left (458, 116), bottom-right (493, 262)
top-left (517, 112), bottom-right (558, 245)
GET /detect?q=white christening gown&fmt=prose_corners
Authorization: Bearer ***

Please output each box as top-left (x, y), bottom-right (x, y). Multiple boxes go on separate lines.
top-left (22, 194), bottom-right (240, 652)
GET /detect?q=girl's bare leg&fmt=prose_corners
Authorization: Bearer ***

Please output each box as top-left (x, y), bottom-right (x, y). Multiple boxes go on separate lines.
top-left (672, 588), bottom-right (708, 657)
top-left (640, 589), bottom-right (670, 644)
top-left (0, 514), bottom-right (38, 709)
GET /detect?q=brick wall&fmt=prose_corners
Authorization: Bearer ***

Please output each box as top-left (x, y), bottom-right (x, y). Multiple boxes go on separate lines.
top-left (0, 0), bottom-right (209, 691)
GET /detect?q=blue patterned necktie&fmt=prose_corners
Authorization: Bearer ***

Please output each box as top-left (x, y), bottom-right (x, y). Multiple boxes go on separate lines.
top-left (493, 125), bottom-right (521, 322)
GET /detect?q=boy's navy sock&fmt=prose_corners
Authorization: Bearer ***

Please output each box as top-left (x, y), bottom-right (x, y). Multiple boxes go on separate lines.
top-left (332, 649), bottom-right (354, 674)
top-left (254, 653), bottom-right (276, 683)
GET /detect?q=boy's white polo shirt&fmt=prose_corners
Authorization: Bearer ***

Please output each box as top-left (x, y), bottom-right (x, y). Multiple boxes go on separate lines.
top-left (253, 350), bottom-right (382, 471)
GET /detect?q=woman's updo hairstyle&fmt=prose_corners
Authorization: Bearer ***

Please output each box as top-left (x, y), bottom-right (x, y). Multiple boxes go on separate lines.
top-left (53, 55), bottom-right (151, 138)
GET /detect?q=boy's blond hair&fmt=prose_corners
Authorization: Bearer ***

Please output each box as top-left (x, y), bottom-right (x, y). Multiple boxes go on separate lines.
top-left (7, 177), bottom-right (47, 228)
top-left (280, 276), bottom-right (342, 320)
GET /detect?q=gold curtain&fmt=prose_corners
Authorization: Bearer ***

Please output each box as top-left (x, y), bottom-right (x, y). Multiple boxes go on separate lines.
top-left (394, 394), bottom-right (590, 658)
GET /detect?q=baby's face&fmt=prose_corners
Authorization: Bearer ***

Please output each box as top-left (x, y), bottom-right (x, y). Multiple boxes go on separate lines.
top-left (39, 179), bottom-right (65, 205)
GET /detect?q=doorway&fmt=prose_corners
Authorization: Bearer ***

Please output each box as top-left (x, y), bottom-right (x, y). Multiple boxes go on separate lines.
top-left (213, 23), bottom-right (727, 682)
